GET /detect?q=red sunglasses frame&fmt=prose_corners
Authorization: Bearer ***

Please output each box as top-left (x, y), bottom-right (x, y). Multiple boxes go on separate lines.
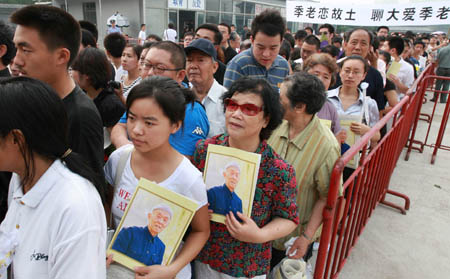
top-left (224, 98), bottom-right (263, 116)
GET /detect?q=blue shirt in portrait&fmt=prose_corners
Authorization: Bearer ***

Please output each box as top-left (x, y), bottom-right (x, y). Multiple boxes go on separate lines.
top-left (112, 226), bottom-right (165, 266)
top-left (207, 184), bottom-right (242, 216)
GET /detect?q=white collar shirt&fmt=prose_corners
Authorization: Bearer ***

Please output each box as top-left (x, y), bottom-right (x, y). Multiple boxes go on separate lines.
top-left (0, 160), bottom-right (106, 279)
top-left (327, 87), bottom-right (380, 128)
top-left (397, 58), bottom-right (415, 88)
top-left (199, 79), bottom-right (227, 138)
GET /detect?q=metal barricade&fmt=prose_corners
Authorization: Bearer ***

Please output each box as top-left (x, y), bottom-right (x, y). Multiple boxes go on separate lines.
top-left (312, 64), bottom-right (439, 278)
top-left (405, 73), bottom-right (450, 164)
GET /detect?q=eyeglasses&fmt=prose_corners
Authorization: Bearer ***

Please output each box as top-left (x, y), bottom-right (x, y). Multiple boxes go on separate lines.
top-left (224, 98), bottom-right (263, 116)
top-left (143, 62), bottom-right (183, 75)
top-left (341, 69), bottom-right (363, 76)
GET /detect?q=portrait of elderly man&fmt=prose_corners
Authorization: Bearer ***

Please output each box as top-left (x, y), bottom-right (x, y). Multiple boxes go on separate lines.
top-left (207, 162), bottom-right (243, 216)
top-left (112, 204), bottom-right (173, 266)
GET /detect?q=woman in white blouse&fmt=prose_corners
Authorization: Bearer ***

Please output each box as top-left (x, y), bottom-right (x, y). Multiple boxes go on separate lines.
top-left (327, 55), bottom-right (381, 145)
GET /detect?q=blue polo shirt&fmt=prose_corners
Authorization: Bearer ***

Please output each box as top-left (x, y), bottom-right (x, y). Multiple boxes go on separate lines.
top-left (223, 47), bottom-right (290, 92)
top-left (112, 226), bottom-right (165, 266)
top-left (207, 184), bottom-right (242, 216)
top-left (119, 101), bottom-right (209, 156)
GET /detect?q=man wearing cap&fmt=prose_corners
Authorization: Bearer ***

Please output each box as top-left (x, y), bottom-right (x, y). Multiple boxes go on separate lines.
top-left (112, 204), bottom-right (172, 266)
top-left (107, 19), bottom-right (121, 34)
top-left (186, 38), bottom-right (227, 138)
top-left (207, 162), bottom-right (242, 216)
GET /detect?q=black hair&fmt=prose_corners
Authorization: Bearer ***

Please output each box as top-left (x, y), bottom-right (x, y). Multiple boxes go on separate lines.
top-left (196, 23), bottom-right (222, 45)
top-left (377, 35), bottom-right (386, 43)
top-left (304, 27), bottom-right (313, 33)
top-left (141, 24), bottom-right (146, 28)
top-left (124, 43), bottom-right (144, 62)
top-left (345, 28), bottom-right (374, 45)
top-left (0, 76), bottom-right (104, 200)
top-left (79, 20), bottom-right (98, 42)
top-left (388, 36), bottom-right (404, 55)
top-left (149, 41), bottom-right (186, 69)
top-left (414, 40), bottom-right (425, 48)
top-left (81, 29), bottom-right (97, 48)
top-left (290, 47), bottom-right (301, 61)
top-left (103, 32), bottom-right (126, 58)
top-left (377, 26), bottom-right (389, 33)
top-left (126, 76), bottom-right (195, 126)
top-left (372, 35), bottom-right (380, 51)
top-left (378, 50), bottom-right (391, 65)
top-left (72, 48), bottom-right (111, 90)
top-left (184, 31), bottom-right (195, 38)
top-left (218, 22), bottom-right (231, 35)
top-left (283, 33), bottom-right (295, 49)
top-left (251, 9), bottom-right (285, 40)
top-left (320, 45), bottom-right (340, 58)
top-left (303, 34), bottom-right (320, 50)
top-left (221, 77), bottom-right (283, 141)
top-left (341, 55), bottom-right (369, 74)
top-left (146, 34), bottom-right (162, 42)
top-left (0, 20), bottom-right (16, 66)
top-left (143, 41), bottom-right (155, 49)
top-left (283, 72), bottom-right (326, 115)
top-left (279, 40), bottom-right (292, 61)
top-left (332, 36), bottom-right (343, 45)
top-left (11, 5), bottom-right (81, 66)
top-left (295, 30), bottom-right (307, 41)
top-left (168, 23), bottom-right (175, 29)
top-left (319, 23), bottom-right (335, 34)
top-left (405, 31), bottom-right (415, 40)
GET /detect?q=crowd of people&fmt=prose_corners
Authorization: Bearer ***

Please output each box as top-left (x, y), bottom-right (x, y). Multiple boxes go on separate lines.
top-left (0, 4), bottom-right (449, 279)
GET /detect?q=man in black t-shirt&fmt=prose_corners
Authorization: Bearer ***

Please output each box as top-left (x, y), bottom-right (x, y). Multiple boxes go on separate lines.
top-left (218, 23), bottom-right (238, 64)
top-left (11, 6), bottom-right (106, 200)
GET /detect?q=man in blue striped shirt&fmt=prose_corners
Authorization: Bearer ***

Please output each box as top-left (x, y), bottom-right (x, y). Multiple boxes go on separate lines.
top-left (223, 9), bottom-right (290, 92)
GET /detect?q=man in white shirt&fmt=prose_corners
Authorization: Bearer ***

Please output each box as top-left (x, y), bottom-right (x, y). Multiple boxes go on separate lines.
top-left (186, 38), bottom-right (226, 138)
top-left (138, 24), bottom-right (146, 46)
top-left (386, 36), bottom-right (415, 93)
top-left (163, 23), bottom-right (177, 43)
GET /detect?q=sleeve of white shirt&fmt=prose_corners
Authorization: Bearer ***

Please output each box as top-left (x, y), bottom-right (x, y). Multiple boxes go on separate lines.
top-left (404, 65), bottom-right (415, 88)
top-left (49, 181), bottom-right (107, 279)
top-left (377, 59), bottom-right (386, 87)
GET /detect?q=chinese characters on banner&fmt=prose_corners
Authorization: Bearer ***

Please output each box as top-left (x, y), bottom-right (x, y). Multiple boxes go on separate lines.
top-left (286, 1), bottom-right (450, 26)
top-left (168, 0), bottom-right (205, 10)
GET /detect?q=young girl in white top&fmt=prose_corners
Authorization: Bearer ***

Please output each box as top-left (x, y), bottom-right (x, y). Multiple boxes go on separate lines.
top-left (327, 55), bottom-right (381, 145)
top-left (0, 77), bottom-right (106, 279)
top-left (121, 44), bottom-right (143, 100)
top-left (104, 76), bottom-right (209, 279)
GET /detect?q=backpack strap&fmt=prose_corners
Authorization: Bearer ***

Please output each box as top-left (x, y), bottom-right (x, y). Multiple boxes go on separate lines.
top-left (114, 145), bottom-right (134, 187)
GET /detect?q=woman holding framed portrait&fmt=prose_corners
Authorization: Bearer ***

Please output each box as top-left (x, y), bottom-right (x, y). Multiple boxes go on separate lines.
top-left (193, 77), bottom-right (299, 278)
top-left (104, 76), bottom-right (210, 279)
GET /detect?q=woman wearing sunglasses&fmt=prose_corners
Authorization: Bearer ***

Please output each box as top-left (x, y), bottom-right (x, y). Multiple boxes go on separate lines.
top-left (192, 77), bottom-right (299, 278)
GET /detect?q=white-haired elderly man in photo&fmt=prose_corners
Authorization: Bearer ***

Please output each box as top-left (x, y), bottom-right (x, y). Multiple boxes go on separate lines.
top-left (112, 204), bottom-right (173, 266)
top-left (207, 162), bottom-right (243, 216)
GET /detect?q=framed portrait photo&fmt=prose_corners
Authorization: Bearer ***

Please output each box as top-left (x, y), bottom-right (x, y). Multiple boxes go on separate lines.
top-left (203, 144), bottom-right (261, 224)
top-left (106, 178), bottom-right (198, 270)
top-left (339, 114), bottom-right (362, 169)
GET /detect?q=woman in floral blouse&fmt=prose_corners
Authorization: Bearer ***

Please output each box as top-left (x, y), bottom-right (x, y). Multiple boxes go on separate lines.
top-left (193, 77), bottom-right (299, 278)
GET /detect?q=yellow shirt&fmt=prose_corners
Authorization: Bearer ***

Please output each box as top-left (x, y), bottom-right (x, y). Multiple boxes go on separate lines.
top-left (268, 116), bottom-right (342, 250)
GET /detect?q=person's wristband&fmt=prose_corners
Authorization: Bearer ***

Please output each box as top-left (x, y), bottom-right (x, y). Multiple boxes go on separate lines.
top-left (302, 231), bottom-right (312, 242)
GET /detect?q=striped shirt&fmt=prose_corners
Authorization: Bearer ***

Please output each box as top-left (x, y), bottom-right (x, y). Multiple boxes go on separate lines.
top-left (268, 116), bottom-right (342, 250)
top-left (223, 48), bottom-right (290, 92)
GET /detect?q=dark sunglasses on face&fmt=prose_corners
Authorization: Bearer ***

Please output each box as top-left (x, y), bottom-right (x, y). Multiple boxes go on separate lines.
top-left (224, 98), bottom-right (263, 116)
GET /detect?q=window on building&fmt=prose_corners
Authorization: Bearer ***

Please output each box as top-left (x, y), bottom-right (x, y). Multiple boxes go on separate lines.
top-left (244, 2), bottom-right (255, 15)
top-left (82, 2), bottom-right (96, 24)
top-left (221, 13), bottom-right (232, 25)
top-left (205, 0), bottom-right (220, 12)
top-left (206, 12), bottom-right (220, 24)
top-left (234, 0), bottom-right (245, 14)
top-left (221, 0), bottom-right (232, 13)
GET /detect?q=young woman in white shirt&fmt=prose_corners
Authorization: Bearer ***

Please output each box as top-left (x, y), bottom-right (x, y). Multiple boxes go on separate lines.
top-left (104, 76), bottom-right (209, 279)
top-left (121, 44), bottom-right (143, 100)
top-left (0, 77), bottom-right (106, 279)
top-left (327, 55), bottom-right (381, 145)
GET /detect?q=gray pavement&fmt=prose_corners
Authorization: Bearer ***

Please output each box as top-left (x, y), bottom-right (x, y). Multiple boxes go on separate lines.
top-left (338, 98), bottom-right (450, 279)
